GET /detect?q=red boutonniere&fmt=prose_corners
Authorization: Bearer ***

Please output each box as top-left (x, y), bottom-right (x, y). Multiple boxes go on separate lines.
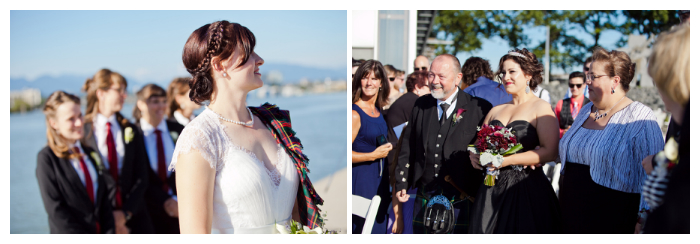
top-left (452, 108), bottom-right (466, 126)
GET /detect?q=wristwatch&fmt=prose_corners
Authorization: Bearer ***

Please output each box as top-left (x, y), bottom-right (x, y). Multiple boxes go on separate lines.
top-left (123, 210), bottom-right (132, 222)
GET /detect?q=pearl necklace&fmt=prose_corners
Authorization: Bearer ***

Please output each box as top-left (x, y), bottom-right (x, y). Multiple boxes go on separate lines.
top-left (594, 96), bottom-right (626, 121)
top-left (209, 107), bottom-right (254, 127)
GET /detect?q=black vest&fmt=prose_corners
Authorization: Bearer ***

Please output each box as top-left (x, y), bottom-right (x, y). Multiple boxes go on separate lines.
top-left (421, 111), bottom-right (454, 186)
top-left (559, 97), bottom-right (590, 129)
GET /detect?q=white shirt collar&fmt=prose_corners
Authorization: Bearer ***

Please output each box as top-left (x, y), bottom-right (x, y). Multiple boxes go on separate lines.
top-left (73, 140), bottom-right (83, 153)
top-left (437, 88), bottom-right (459, 106)
top-left (140, 118), bottom-right (168, 136)
top-left (95, 113), bottom-right (118, 128)
top-left (173, 110), bottom-right (194, 126)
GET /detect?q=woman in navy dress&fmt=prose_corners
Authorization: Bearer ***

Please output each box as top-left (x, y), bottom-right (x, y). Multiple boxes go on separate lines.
top-left (351, 60), bottom-right (392, 234)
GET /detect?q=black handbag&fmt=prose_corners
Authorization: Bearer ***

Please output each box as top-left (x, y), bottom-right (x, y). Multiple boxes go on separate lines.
top-left (423, 195), bottom-right (455, 234)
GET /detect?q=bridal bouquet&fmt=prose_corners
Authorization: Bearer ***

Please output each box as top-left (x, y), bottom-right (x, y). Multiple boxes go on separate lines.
top-left (275, 219), bottom-right (338, 234)
top-left (467, 124), bottom-right (523, 186)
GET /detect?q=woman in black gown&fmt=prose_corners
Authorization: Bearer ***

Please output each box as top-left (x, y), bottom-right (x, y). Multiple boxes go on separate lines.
top-left (468, 49), bottom-right (562, 234)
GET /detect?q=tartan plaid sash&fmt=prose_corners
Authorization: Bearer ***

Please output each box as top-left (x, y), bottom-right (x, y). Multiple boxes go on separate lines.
top-left (250, 103), bottom-right (325, 229)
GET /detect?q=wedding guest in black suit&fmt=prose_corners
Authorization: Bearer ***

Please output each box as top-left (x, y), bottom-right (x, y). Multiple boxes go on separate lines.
top-left (394, 54), bottom-right (492, 234)
top-left (385, 71), bottom-right (430, 234)
top-left (166, 77), bottom-right (201, 126)
top-left (134, 84), bottom-right (184, 234)
top-left (81, 69), bottom-right (153, 234)
top-left (36, 91), bottom-right (115, 234)
top-left (642, 24), bottom-right (689, 233)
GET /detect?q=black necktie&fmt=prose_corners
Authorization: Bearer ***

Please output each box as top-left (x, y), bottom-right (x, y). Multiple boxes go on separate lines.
top-left (440, 103), bottom-right (450, 125)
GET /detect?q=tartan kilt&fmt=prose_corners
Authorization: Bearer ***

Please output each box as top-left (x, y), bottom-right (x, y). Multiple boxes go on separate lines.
top-left (412, 183), bottom-right (471, 234)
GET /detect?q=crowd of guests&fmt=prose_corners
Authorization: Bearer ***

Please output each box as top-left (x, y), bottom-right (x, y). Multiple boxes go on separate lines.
top-left (351, 22), bottom-right (689, 234)
top-left (36, 69), bottom-right (201, 233)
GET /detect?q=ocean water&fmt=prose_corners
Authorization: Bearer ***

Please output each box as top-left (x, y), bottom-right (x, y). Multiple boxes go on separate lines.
top-left (10, 92), bottom-right (347, 234)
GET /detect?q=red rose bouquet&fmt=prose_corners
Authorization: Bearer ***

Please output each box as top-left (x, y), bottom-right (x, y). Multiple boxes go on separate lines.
top-left (467, 124), bottom-right (523, 186)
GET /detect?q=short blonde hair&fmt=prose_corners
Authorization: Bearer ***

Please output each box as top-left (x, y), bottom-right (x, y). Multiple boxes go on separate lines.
top-left (649, 24), bottom-right (690, 106)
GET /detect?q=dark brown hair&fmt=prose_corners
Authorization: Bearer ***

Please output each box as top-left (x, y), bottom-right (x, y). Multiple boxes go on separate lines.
top-left (43, 91), bottom-right (82, 159)
top-left (167, 77), bottom-right (191, 118)
top-left (590, 47), bottom-right (636, 92)
top-left (81, 68), bottom-right (128, 126)
top-left (497, 48), bottom-right (543, 91)
top-left (405, 71), bottom-right (428, 93)
top-left (132, 84), bottom-right (167, 121)
top-left (182, 20), bottom-right (256, 105)
top-left (569, 71), bottom-right (585, 81)
top-left (461, 56), bottom-right (494, 89)
top-left (351, 60), bottom-right (390, 108)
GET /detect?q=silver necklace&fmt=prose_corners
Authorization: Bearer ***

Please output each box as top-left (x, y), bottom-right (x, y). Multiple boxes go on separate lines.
top-left (209, 107), bottom-right (254, 127)
top-left (594, 96), bottom-right (626, 121)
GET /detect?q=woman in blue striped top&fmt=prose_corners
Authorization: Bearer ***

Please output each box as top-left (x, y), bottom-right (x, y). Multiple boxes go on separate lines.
top-left (558, 47), bottom-right (664, 234)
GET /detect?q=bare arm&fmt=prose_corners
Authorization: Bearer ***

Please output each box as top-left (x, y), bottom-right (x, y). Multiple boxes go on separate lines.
top-left (352, 110), bottom-right (392, 163)
top-left (175, 150), bottom-right (216, 234)
top-left (502, 101), bottom-right (560, 167)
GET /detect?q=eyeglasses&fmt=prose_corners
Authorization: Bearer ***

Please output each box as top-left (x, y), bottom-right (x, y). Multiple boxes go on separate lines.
top-left (105, 87), bottom-right (127, 95)
top-left (569, 83), bottom-right (584, 88)
top-left (414, 66), bottom-right (428, 72)
top-left (586, 74), bottom-right (608, 81)
top-left (388, 77), bottom-right (395, 81)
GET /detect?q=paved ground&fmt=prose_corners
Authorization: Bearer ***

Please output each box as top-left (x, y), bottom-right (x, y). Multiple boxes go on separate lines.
top-left (313, 168), bottom-right (347, 234)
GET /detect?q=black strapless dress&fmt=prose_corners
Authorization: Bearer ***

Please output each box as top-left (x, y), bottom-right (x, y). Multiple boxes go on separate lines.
top-left (468, 120), bottom-right (562, 233)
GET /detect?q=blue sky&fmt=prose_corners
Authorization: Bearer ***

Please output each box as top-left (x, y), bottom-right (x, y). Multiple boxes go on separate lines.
top-left (10, 10), bottom-right (347, 82)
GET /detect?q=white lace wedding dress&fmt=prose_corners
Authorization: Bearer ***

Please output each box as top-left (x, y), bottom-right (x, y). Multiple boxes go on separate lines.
top-left (169, 107), bottom-right (299, 234)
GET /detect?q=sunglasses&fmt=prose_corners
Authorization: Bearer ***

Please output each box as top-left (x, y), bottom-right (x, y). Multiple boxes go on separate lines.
top-left (414, 66), bottom-right (428, 71)
top-left (388, 77), bottom-right (395, 81)
top-left (569, 83), bottom-right (584, 88)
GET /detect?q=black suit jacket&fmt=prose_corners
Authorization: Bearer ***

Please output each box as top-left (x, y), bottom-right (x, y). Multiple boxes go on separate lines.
top-left (36, 145), bottom-right (115, 234)
top-left (395, 90), bottom-right (492, 197)
top-left (136, 119), bottom-right (183, 234)
top-left (81, 113), bottom-right (153, 233)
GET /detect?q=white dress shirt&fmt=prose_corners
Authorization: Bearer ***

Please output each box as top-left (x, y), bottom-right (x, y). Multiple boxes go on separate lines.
top-left (173, 110), bottom-right (195, 126)
top-left (71, 141), bottom-right (98, 203)
top-left (436, 89), bottom-right (459, 121)
top-left (141, 118), bottom-right (177, 198)
top-left (93, 113), bottom-right (125, 173)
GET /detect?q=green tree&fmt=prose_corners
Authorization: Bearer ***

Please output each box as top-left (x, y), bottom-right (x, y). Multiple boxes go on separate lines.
top-left (616, 10), bottom-right (680, 47)
top-left (431, 10), bottom-right (500, 56)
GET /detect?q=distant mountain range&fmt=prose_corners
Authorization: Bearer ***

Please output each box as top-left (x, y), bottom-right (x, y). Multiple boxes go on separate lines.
top-left (11, 63), bottom-right (346, 96)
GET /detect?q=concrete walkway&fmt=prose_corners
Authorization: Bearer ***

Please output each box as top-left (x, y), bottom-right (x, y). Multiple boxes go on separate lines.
top-left (313, 168), bottom-right (347, 234)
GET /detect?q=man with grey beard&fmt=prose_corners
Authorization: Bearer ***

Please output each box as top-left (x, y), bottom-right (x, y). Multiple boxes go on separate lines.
top-left (394, 54), bottom-right (492, 234)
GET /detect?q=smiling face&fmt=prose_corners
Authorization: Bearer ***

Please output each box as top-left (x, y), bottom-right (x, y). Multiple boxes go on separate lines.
top-left (428, 56), bottom-right (461, 100)
top-left (49, 101), bottom-right (84, 143)
top-left (569, 77), bottom-right (585, 98)
top-left (499, 59), bottom-right (532, 95)
top-left (222, 48), bottom-right (265, 91)
top-left (360, 70), bottom-right (382, 98)
top-left (138, 96), bottom-right (168, 124)
top-left (96, 82), bottom-right (127, 115)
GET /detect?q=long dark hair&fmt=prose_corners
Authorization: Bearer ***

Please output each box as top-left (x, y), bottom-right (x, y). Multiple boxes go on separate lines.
top-left (497, 48), bottom-right (543, 91)
top-left (182, 20), bottom-right (256, 105)
top-left (351, 60), bottom-right (390, 108)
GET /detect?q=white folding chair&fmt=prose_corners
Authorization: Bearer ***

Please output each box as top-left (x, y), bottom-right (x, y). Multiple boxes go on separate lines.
top-left (551, 163), bottom-right (562, 196)
top-left (351, 195), bottom-right (381, 234)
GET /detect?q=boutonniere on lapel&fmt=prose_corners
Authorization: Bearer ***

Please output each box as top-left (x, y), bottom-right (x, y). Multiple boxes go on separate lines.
top-left (170, 131), bottom-right (179, 144)
top-left (90, 152), bottom-right (105, 171)
top-left (452, 108), bottom-right (466, 126)
top-left (124, 127), bottom-right (134, 144)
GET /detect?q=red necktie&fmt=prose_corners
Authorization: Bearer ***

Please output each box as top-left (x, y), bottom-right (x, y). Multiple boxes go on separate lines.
top-left (154, 129), bottom-right (169, 192)
top-left (105, 122), bottom-right (122, 209)
top-left (74, 146), bottom-right (100, 233)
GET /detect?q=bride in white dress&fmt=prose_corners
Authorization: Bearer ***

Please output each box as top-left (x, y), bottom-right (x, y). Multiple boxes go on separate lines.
top-left (169, 21), bottom-right (323, 234)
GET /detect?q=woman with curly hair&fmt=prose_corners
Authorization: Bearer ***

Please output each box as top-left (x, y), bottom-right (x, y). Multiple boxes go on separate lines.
top-left (468, 48), bottom-right (562, 234)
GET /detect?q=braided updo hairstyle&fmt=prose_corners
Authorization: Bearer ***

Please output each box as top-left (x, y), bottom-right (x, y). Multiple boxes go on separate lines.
top-left (182, 21), bottom-right (256, 105)
top-left (590, 47), bottom-right (636, 92)
top-left (497, 48), bottom-right (544, 91)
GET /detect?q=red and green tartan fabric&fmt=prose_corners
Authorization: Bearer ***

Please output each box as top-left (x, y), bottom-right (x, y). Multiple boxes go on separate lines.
top-left (250, 103), bottom-right (325, 229)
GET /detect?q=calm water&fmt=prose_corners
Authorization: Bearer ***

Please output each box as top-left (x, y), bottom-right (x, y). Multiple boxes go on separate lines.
top-left (10, 92), bottom-right (347, 234)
